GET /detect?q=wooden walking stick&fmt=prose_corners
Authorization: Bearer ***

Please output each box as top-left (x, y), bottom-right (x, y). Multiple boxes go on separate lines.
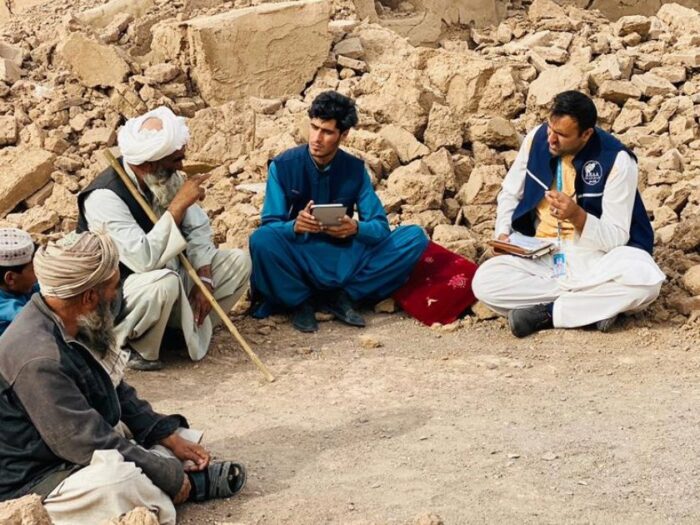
top-left (103, 150), bottom-right (275, 382)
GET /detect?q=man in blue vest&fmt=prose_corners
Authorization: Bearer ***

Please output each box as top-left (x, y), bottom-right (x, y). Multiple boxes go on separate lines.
top-left (473, 91), bottom-right (664, 337)
top-left (249, 91), bottom-right (428, 332)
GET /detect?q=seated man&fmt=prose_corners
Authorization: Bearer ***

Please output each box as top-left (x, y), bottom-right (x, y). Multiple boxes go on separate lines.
top-left (473, 91), bottom-right (665, 337)
top-left (0, 228), bottom-right (38, 336)
top-left (0, 231), bottom-right (245, 525)
top-left (250, 91), bottom-right (428, 332)
top-left (78, 106), bottom-right (251, 370)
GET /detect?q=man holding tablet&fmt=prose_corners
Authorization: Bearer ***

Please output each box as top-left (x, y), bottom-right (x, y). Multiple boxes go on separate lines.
top-left (250, 91), bottom-right (428, 332)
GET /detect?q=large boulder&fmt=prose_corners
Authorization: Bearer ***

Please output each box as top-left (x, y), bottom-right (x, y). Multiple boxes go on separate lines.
top-left (657, 2), bottom-right (700, 34)
top-left (0, 148), bottom-right (55, 217)
top-left (386, 159), bottom-right (445, 209)
top-left (379, 125), bottom-right (430, 164)
top-left (528, 64), bottom-right (586, 108)
top-left (186, 101), bottom-right (255, 165)
top-left (76, 0), bottom-right (156, 28)
top-left (153, 0), bottom-right (331, 105)
top-left (57, 34), bottom-right (130, 88)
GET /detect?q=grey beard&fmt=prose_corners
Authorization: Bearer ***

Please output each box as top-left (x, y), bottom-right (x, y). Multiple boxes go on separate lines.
top-left (76, 297), bottom-right (117, 358)
top-left (143, 168), bottom-right (184, 216)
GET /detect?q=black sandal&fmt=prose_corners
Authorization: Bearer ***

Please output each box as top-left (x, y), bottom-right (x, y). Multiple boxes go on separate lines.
top-left (188, 461), bottom-right (246, 502)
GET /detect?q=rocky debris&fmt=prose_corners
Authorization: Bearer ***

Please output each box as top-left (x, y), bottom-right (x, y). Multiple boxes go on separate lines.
top-left (0, 494), bottom-right (52, 525)
top-left (0, 0), bottom-right (696, 323)
top-left (359, 334), bottom-right (383, 348)
top-left (683, 265), bottom-right (700, 296)
top-left (152, 0), bottom-right (332, 105)
top-left (103, 506), bottom-right (159, 525)
top-left (414, 512), bottom-right (445, 525)
top-left (57, 33), bottom-right (130, 88)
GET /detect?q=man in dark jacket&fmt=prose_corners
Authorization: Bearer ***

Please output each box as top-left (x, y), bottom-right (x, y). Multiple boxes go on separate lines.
top-left (0, 231), bottom-right (244, 524)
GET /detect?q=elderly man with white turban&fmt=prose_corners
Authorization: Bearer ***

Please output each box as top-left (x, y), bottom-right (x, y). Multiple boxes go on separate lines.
top-left (77, 106), bottom-right (251, 370)
top-left (0, 231), bottom-right (246, 524)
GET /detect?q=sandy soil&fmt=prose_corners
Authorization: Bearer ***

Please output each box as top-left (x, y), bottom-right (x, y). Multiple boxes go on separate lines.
top-left (129, 312), bottom-right (700, 525)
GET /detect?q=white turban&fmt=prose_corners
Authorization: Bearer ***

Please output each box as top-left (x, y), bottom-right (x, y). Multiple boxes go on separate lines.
top-left (34, 231), bottom-right (120, 299)
top-left (117, 106), bottom-right (190, 166)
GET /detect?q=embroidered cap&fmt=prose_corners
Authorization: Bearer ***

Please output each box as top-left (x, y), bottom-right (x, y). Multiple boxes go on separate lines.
top-left (0, 228), bottom-right (34, 267)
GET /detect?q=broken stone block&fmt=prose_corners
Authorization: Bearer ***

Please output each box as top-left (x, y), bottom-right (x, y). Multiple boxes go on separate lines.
top-left (44, 134), bottom-right (70, 154)
top-left (472, 300), bottom-right (498, 320)
top-left (649, 65), bottom-right (686, 85)
top-left (58, 34), bottom-right (130, 88)
top-left (379, 12), bottom-right (443, 47)
top-left (19, 206), bottom-right (59, 234)
top-left (155, 0), bottom-right (331, 105)
top-left (100, 12), bottom-right (133, 43)
top-left (612, 106), bottom-right (642, 134)
top-left (333, 37), bottom-right (364, 60)
top-left (77, 0), bottom-right (156, 28)
top-left (0, 115), bottom-right (17, 146)
top-left (613, 15), bottom-right (651, 38)
top-left (0, 42), bottom-right (23, 67)
top-left (424, 104), bottom-right (463, 151)
top-left (144, 63), bottom-right (180, 84)
top-left (631, 73), bottom-right (677, 98)
top-left (683, 265), bottom-right (700, 296)
top-left (528, 64), bottom-right (585, 108)
top-left (79, 127), bottom-right (116, 147)
top-left (0, 147), bottom-right (55, 217)
top-left (468, 116), bottom-right (521, 149)
top-left (0, 494), bottom-right (52, 525)
top-left (528, 0), bottom-right (566, 21)
top-left (598, 80), bottom-right (642, 105)
top-left (104, 506), bottom-right (160, 525)
top-left (457, 164), bottom-right (505, 205)
top-left (532, 46), bottom-right (568, 65)
top-left (379, 124), bottom-right (429, 164)
top-left (336, 55), bottom-right (368, 73)
top-left (423, 149), bottom-right (456, 192)
top-left (248, 97), bottom-right (283, 115)
top-left (386, 159), bottom-right (445, 209)
top-left (0, 58), bottom-right (20, 84)
top-left (25, 182), bottom-right (54, 208)
top-left (667, 52), bottom-right (700, 69)
top-left (400, 209), bottom-right (449, 235)
top-left (657, 3), bottom-right (700, 35)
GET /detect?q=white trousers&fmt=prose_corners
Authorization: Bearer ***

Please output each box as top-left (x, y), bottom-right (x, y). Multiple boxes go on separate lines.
top-left (114, 249), bottom-right (251, 361)
top-left (473, 246), bottom-right (664, 328)
top-left (43, 450), bottom-right (176, 525)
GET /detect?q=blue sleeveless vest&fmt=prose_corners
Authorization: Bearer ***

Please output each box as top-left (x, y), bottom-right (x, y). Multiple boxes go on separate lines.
top-left (269, 145), bottom-right (365, 221)
top-left (511, 125), bottom-right (654, 254)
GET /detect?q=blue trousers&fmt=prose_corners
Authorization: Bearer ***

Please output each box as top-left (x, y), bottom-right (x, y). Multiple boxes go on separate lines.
top-left (249, 225), bottom-right (428, 316)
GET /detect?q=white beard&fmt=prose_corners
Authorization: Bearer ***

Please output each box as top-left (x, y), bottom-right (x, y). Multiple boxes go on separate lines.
top-left (143, 169), bottom-right (184, 217)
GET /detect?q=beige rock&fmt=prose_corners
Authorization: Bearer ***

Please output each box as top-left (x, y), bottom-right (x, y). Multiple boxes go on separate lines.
top-left (598, 80), bottom-right (642, 105)
top-left (186, 101), bottom-right (254, 165)
top-left (0, 494), bottom-right (51, 525)
top-left (414, 512), bottom-right (445, 525)
top-left (614, 15), bottom-right (651, 37)
top-left (423, 149), bottom-right (456, 192)
top-left (649, 66), bottom-right (686, 85)
top-left (496, 22), bottom-right (513, 44)
top-left (25, 182), bottom-right (54, 208)
top-left (462, 204), bottom-right (495, 226)
top-left (386, 159), bottom-right (444, 209)
top-left (457, 165), bottom-right (506, 205)
top-left (334, 37), bottom-right (364, 60)
top-left (248, 97), bottom-right (284, 115)
top-left (667, 51), bottom-right (700, 69)
top-left (380, 12), bottom-right (443, 47)
top-left (18, 206), bottom-right (59, 234)
top-left (612, 106), bottom-right (642, 133)
top-left (657, 3), bottom-right (700, 34)
top-left (400, 209), bottom-right (449, 234)
top-left (532, 46), bottom-right (568, 65)
top-left (0, 147), bottom-right (54, 217)
top-left (424, 104), bottom-right (463, 151)
top-left (44, 135), bottom-right (70, 154)
top-left (79, 127), bottom-right (116, 147)
top-left (468, 117), bottom-right (521, 149)
top-left (478, 67), bottom-right (526, 119)
top-left (0, 42), bottom-right (24, 67)
top-left (379, 125), bottom-right (429, 163)
top-left (0, 58), bottom-right (21, 84)
top-left (528, 65), bottom-right (585, 108)
top-left (432, 224), bottom-right (478, 259)
top-left (359, 334), bottom-right (383, 349)
top-left (472, 300), bottom-right (498, 320)
top-left (423, 0), bottom-right (505, 27)
top-left (157, 0), bottom-right (331, 105)
top-left (337, 55), bottom-right (368, 73)
top-left (631, 73), bottom-right (677, 98)
top-left (78, 0), bottom-right (155, 28)
top-left (104, 506), bottom-right (160, 525)
top-left (425, 53), bottom-right (495, 117)
top-left (0, 115), bottom-right (17, 146)
top-left (528, 0), bottom-right (566, 21)
top-left (343, 130), bottom-right (399, 173)
top-left (683, 265), bottom-right (700, 296)
top-left (144, 63), bottom-right (180, 84)
top-left (45, 184), bottom-right (78, 221)
top-left (374, 297), bottom-right (397, 313)
top-left (58, 34), bottom-right (130, 88)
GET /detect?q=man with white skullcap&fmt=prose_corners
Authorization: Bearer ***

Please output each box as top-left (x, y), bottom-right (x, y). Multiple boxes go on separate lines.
top-left (0, 228), bottom-right (38, 336)
top-left (0, 231), bottom-right (246, 524)
top-left (77, 106), bottom-right (251, 370)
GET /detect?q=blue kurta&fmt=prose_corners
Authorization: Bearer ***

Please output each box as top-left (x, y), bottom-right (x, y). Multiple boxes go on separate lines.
top-left (0, 284), bottom-right (39, 336)
top-left (250, 146), bottom-right (428, 316)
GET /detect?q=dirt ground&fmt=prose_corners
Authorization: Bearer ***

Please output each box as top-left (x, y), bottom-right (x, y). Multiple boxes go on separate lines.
top-left (129, 312), bottom-right (700, 525)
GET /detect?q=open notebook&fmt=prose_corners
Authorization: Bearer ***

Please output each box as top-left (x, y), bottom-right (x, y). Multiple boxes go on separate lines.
top-left (487, 232), bottom-right (556, 258)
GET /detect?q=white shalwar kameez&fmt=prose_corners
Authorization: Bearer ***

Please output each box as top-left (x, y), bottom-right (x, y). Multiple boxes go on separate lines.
top-left (83, 163), bottom-right (251, 361)
top-left (473, 127), bottom-right (665, 328)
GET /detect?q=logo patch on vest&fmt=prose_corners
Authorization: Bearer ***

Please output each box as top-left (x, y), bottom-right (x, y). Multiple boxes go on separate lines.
top-left (582, 161), bottom-right (603, 186)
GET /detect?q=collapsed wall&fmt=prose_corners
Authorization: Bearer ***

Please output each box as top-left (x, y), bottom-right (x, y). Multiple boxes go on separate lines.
top-left (0, 0), bottom-right (697, 325)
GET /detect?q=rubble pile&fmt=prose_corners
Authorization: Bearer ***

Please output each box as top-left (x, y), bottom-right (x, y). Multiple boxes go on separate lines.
top-left (0, 0), bottom-right (696, 323)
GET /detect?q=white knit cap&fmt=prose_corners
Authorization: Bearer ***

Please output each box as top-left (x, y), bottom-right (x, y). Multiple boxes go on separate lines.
top-left (0, 228), bottom-right (34, 267)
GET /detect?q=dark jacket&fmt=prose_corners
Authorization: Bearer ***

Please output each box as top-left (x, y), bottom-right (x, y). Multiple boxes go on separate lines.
top-left (0, 295), bottom-right (186, 501)
top-left (512, 124), bottom-right (654, 254)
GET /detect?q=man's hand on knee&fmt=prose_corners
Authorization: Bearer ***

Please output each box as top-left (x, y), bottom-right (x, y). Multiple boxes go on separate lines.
top-left (189, 287), bottom-right (212, 326)
top-left (160, 432), bottom-right (211, 471)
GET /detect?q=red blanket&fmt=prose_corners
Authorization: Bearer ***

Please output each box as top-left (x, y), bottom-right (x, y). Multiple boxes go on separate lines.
top-left (393, 241), bottom-right (478, 326)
